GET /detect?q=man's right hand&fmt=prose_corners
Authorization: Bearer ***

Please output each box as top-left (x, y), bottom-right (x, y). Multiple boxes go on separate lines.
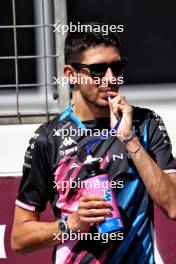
top-left (67, 194), bottom-right (111, 233)
top-left (11, 196), bottom-right (111, 254)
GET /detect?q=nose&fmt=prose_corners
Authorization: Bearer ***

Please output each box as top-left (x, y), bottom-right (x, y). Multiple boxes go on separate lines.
top-left (102, 67), bottom-right (116, 83)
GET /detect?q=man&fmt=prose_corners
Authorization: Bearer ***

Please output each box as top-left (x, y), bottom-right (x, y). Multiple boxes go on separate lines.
top-left (11, 23), bottom-right (176, 264)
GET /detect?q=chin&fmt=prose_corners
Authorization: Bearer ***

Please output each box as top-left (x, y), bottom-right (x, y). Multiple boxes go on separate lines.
top-left (94, 98), bottom-right (109, 107)
top-left (83, 94), bottom-right (109, 107)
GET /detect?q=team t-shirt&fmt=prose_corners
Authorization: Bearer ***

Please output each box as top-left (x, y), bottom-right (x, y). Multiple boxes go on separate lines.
top-left (16, 106), bottom-right (176, 264)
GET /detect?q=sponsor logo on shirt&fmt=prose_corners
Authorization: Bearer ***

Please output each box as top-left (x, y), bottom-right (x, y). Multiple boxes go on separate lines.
top-left (59, 136), bottom-right (78, 156)
top-left (60, 137), bottom-right (77, 148)
top-left (69, 154), bottom-right (124, 169)
top-left (27, 133), bottom-right (40, 150)
top-left (59, 146), bottom-right (78, 156)
top-left (32, 133), bottom-right (40, 139)
top-left (25, 150), bottom-right (32, 160)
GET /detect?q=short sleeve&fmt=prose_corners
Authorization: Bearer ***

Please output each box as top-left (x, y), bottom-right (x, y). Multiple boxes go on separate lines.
top-left (16, 125), bottom-right (53, 212)
top-left (148, 111), bottom-right (176, 171)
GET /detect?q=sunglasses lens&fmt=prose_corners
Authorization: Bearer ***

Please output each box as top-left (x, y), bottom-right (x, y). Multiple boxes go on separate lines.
top-left (112, 60), bottom-right (127, 75)
top-left (72, 58), bottom-right (128, 77)
top-left (90, 64), bottom-right (108, 77)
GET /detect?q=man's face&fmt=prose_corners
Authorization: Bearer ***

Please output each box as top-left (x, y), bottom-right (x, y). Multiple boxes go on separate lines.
top-left (72, 45), bottom-right (121, 108)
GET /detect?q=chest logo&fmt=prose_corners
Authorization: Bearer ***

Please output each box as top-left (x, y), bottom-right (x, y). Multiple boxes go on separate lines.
top-left (60, 137), bottom-right (77, 148)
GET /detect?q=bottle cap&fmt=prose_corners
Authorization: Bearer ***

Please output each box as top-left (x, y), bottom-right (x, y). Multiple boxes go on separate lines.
top-left (84, 155), bottom-right (100, 171)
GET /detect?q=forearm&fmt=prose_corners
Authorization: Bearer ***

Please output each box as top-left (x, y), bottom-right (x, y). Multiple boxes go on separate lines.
top-left (11, 220), bottom-right (62, 254)
top-left (124, 137), bottom-right (176, 218)
top-left (12, 195), bottom-right (110, 255)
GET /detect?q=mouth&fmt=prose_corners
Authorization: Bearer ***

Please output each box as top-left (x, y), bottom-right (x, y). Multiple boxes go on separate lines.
top-left (98, 87), bottom-right (118, 100)
top-left (99, 88), bottom-right (112, 93)
top-left (99, 91), bottom-right (111, 99)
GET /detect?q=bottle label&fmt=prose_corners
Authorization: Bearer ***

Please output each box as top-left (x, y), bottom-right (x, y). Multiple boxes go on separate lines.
top-left (83, 174), bottom-right (124, 233)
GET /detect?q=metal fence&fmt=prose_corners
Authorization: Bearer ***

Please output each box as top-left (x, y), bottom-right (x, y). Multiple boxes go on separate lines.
top-left (0, 0), bottom-right (70, 124)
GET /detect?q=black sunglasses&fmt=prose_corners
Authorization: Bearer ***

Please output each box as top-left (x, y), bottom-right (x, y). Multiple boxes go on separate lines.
top-left (71, 57), bottom-right (128, 78)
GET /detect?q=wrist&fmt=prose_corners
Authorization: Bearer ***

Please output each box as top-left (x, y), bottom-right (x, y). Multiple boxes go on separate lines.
top-left (118, 129), bottom-right (136, 143)
top-left (67, 214), bottom-right (80, 233)
top-left (120, 131), bottom-right (137, 143)
top-left (124, 136), bottom-right (141, 154)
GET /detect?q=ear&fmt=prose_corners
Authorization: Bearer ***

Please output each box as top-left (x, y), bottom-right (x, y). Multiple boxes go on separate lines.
top-left (64, 65), bottom-right (78, 85)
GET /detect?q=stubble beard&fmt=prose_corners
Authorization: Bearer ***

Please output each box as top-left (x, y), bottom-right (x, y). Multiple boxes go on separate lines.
top-left (80, 87), bottom-right (109, 109)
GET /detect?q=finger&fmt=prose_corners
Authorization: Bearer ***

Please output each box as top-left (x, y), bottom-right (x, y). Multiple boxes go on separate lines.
top-left (107, 91), bottom-right (119, 97)
top-left (79, 208), bottom-right (112, 217)
top-left (108, 97), bottom-right (120, 126)
top-left (79, 200), bottom-right (111, 210)
top-left (107, 92), bottom-right (124, 103)
top-left (108, 96), bottom-right (114, 111)
top-left (108, 104), bottom-right (125, 118)
top-left (80, 194), bottom-right (105, 202)
top-left (80, 216), bottom-right (106, 223)
top-left (108, 96), bottom-right (119, 114)
top-left (112, 103), bottom-right (125, 112)
top-left (108, 94), bottom-right (125, 108)
top-left (113, 96), bottom-right (125, 105)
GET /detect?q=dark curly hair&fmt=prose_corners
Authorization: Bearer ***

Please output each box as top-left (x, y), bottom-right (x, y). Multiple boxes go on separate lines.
top-left (64, 22), bottom-right (121, 64)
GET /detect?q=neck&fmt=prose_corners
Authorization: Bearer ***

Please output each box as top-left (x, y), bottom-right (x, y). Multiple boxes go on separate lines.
top-left (72, 92), bottom-right (110, 121)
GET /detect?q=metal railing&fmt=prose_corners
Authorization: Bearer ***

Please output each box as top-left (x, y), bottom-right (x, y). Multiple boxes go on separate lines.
top-left (0, 0), bottom-right (70, 125)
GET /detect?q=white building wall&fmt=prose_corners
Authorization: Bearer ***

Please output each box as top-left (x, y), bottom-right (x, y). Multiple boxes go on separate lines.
top-left (0, 85), bottom-right (175, 176)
